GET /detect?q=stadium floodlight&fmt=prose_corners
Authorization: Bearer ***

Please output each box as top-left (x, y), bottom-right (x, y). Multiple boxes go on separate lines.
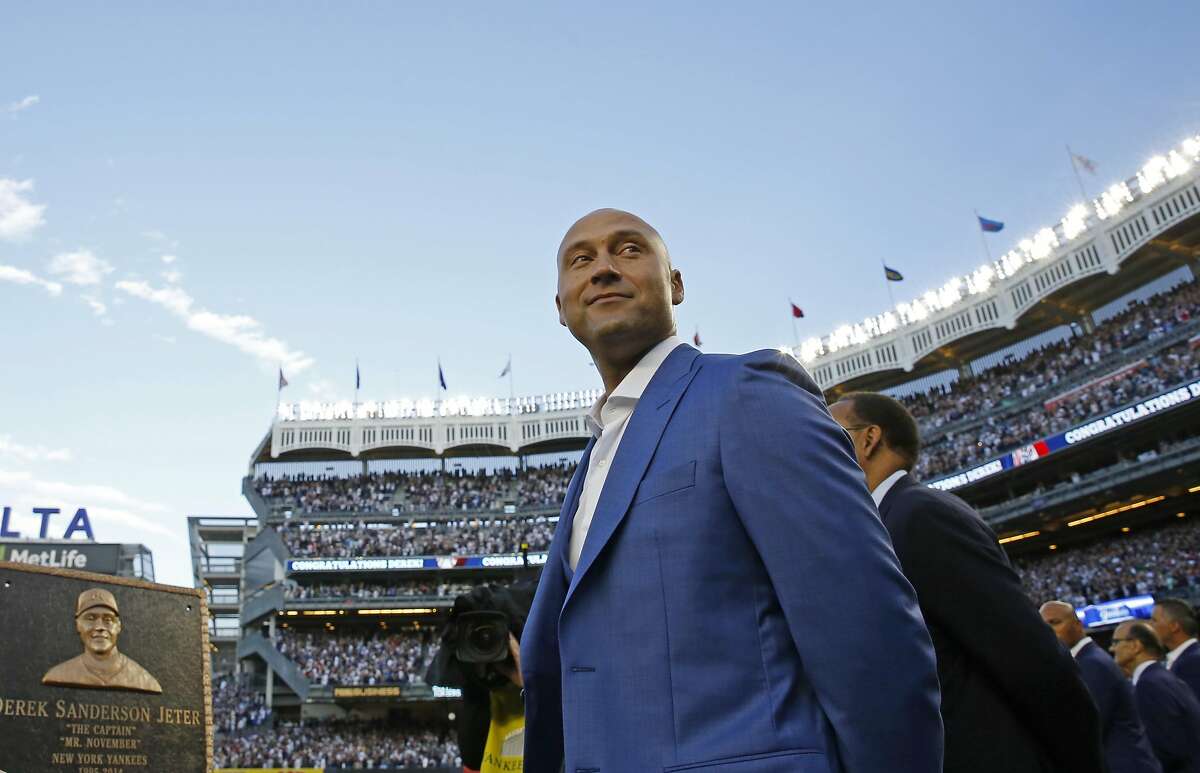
top-left (1060, 205), bottom-right (1088, 241)
top-left (1094, 181), bottom-right (1133, 221)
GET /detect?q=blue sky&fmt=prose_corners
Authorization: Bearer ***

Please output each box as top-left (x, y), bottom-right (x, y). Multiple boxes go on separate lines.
top-left (2, 2), bottom-right (1198, 586)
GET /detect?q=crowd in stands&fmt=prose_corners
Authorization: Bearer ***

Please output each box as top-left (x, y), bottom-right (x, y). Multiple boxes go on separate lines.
top-left (400, 469), bottom-right (513, 512)
top-left (278, 515), bottom-right (555, 558)
top-left (214, 720), bottom-right (459, 769)
top-left (1017, 518), bottom-right (1200, 608)
top-left (276, 627), bottom-right (437, 686)
top-left (212, 674), bottom-right (271, 735)
top-left (903, 277), bottom-right (1200, 437)
top-left (515, 462), bottom-right (576, 507)
top-left (286, 579), bottom-right (476, 601)
top-left (915, 338), bottom-right (1200, 480)
top-left (257, 471), bottom-right (403, 514)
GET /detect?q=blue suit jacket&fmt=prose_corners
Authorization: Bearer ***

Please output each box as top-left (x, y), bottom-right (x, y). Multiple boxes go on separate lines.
top-left (520, 347), bottom-right (943, 773)
top-left (1075, 641), bottom-right (1161, 773)
top-left (1135, 662), bottom-right (1200, 773)
top-left (1170, 641), bottom-right (1200, 703)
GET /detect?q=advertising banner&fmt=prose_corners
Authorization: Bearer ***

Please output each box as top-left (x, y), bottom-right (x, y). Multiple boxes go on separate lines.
top-left (0, 542), bottom-right (121, 575)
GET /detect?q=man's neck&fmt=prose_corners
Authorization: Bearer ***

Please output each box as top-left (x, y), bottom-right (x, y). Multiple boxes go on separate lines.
top-left (83, 649), bottom-right (123, 675)
top-left (592, 334), bottom-right (673, 395)
top-left (867, 463), bottom-right (906, 494)
top-left (1129, 655), bottom-right (1157, 678)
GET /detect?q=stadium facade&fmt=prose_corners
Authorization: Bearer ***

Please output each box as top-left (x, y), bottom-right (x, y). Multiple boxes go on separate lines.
top-left (214, 133), bottom-right (1200, 771)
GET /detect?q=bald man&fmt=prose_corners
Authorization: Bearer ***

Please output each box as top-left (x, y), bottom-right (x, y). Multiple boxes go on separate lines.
top-left (1040, 601), bottom-right (1161, 773)
top-left (1112, 621), bottom-right (1200, 773)
top-left (519, 209), bottom-right (943, 773)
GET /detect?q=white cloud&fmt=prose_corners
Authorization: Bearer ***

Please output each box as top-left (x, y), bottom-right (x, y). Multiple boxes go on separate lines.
top-left (161, 254), bottom-right (177, 264)
top-left (115, 279), bottom-right (315, 372)
top-left (47, 249), bottom-right (114, 286)
top-left (0, 435), bottom-right (72, 462)
top-left (306, 379), bottom-right (338, 400)
top-left (0, 468), bottom-right (177, 539)
top-left (81, 294), bottom-right (107, 316)
top-left (0, 178), bottom-right (46, 241)
top-left (6, 95), bottom-right (39, 114)
top-left (0, 263), bottom-right (62, 295)
top-left (162, 269), bottom-right (182, 284)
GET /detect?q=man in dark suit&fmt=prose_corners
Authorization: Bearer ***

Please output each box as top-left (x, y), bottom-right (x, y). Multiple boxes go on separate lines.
top-left (1111, 621), bottom-right (1200, 773)
top-left (1152, 598), bottom-right (1200, 701)
top-left (1040, 600), bottom-right (1161, 773)
top-left (519, 210), bottom-right (944, 773)
top-left (829, 391), bottom-right (1103, 773)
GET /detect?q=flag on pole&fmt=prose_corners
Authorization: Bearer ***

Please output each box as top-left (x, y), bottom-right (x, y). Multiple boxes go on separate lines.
top-left (977, 215), bottom-right (1005, 233)
top-left (498, 357), bottom-right (511, 378)
top-left (438, 360), bottom-right (447, 390)
top-left (693, 328), bottom-right (702, 347)
top-left (884, 266), bottom-right (904, 282)
top-left (278, 368), bottom-right (288, 390)
top-left (1072, 153), bottom-right (1097, 174)
top-left (790, 302), bottom-right (805, 318)
top-left (355, 361), bottom-right (361, 390)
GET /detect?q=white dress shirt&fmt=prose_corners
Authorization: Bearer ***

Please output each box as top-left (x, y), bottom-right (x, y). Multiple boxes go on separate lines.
top-left (870, 469), bottom-right (908, 508)
top-left (1070, 636), bottom-right (1093, 658)
top-left (1167, 638), bottom-right (1198, 670)
top-left (1132, 660), bottom-right (1155, 685)
top-left (568, 336), bottom-right (688, 570)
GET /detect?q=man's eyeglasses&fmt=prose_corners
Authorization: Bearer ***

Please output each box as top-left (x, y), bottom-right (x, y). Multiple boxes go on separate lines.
top-left (842, 424), bottom-right (875, 433)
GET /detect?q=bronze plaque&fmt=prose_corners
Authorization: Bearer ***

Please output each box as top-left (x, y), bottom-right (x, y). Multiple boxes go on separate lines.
top-left (0, 562), bottom-right (212, 773)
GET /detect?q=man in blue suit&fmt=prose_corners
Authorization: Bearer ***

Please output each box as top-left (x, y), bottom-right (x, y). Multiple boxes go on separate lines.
top-left (1152, 599), bottom-right (1200, 701)
top-left (1112, 621), bottom-right (1200, 773)
top-left (519, 209), bottom-right (943, 773)
top-left (1041, 600), bottom-right (1161, 773)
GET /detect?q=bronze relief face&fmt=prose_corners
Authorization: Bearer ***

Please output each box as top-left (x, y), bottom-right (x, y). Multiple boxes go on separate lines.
top-left (41, 588), bottom-right (162, 694)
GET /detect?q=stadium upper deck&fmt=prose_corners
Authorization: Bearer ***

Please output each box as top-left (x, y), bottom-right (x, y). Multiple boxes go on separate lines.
top-left (807, 132), bottom-right (1200, 394)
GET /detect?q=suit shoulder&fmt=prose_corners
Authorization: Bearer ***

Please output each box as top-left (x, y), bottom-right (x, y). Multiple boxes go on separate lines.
top-left (704, 349), bottom-right (821, 394)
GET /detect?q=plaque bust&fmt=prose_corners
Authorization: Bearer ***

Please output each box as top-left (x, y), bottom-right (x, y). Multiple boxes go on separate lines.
top-left (41, 587), bottom-right (162, 694)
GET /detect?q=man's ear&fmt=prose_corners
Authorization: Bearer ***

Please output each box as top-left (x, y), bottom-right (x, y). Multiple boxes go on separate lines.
top-left (671, 269), bottom-right (684, 306)
top-left (555, 294), bottom-right (566, 327)
top-left (862, 426), bottom-right (883, 459)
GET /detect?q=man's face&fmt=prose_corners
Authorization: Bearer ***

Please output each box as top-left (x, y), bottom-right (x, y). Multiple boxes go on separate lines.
top-left (76, 607), bottom-right (121, 656)
top-left (1039, 605), bottom-right (1082, 648)
top-left (1110, 623), bottom-right (1138, 670)
top-left (1150, 606), bottom-right (1177, 646)
top-left (555, 209), bottom-right (682, 358)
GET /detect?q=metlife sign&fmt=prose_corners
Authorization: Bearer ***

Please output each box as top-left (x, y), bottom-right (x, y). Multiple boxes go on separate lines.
top-left (928, 377), bottom-right (1200, 492)
top-left (0, 541), bottom-right (121, 574)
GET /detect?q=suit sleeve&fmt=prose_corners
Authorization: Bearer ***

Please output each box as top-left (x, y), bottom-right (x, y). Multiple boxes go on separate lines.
top-left (1174, 654), bottom-right (1200, 702)
top-left (889, 496), bottom-right (1105, 773)
top-left (718, 351), bottom-right (943, 773)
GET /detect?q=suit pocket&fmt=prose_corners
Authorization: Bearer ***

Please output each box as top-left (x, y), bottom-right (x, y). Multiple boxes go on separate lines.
top-left (635, 459), bottom-right (697, 504)
top-left (663, 748), bottom-right (825, 772)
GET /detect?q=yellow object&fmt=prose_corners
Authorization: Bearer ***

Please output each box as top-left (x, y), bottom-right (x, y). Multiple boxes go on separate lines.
top-left (480, 685), bottom-right (525, 772)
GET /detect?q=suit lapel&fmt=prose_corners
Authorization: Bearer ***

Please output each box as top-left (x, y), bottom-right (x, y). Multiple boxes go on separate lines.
top-left (562, 345), bottom-right (702, 611)
top-left (556, 439), bottom-right (595, 577)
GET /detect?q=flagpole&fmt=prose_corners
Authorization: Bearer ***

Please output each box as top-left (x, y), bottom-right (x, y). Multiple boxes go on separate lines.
top-left (354, 357), bottom-right (360, 417)
top-left (879, 262), bottom-right (898, 310)
top-left (1066, 144), bottom-right (1090, 202)
top-left (973, 210), bottom-right (995, 263)
top-left (507, 353), bottom-right (515, 403)
top-left (791, 313), bottom-right (799, 348)
top-left (274, 364), bottom-right (283, 418)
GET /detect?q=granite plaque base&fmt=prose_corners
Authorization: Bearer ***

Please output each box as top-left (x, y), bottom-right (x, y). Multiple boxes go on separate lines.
top-left (0, 561), bottom-right (212, 773)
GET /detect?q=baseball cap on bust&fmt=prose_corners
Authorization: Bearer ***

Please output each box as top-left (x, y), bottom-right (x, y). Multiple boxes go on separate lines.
top-left (76, 588), bottom-right (119, 617)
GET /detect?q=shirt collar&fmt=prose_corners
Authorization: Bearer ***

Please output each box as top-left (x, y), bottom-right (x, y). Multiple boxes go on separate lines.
top-left (871, 469), bottom-right (908, 508)
top-left (1070, 636), bottom-right (1093, 658)
top-left (1167, 638), bottom-right (1199, 667)
top-left (585, 335), bottom-right (688, 436)
top-left (1132, 659), bottom-right (1155, 685)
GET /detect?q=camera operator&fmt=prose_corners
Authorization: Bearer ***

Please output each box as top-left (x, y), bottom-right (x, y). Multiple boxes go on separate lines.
top-left (427, 581), bottom-right (535, 773)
